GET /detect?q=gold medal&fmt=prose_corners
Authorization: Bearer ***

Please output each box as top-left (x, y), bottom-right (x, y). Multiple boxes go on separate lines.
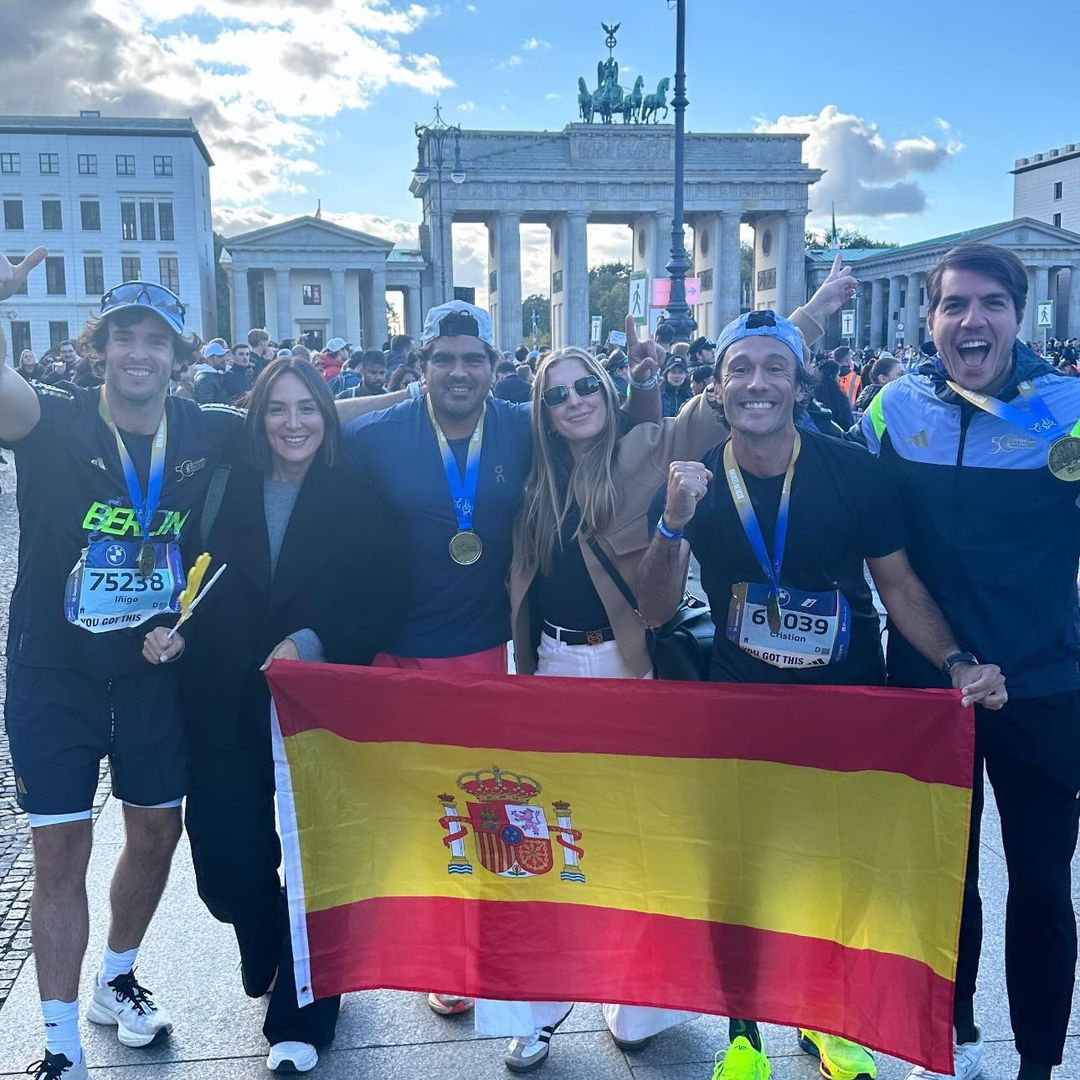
top-left (138, 541), bottom-right (156, 579)
top-left (449, 530), bottom-right (483, 566)
top-left (1047, 436), bottom-right (1080, 482)
top-left (766, 593), bottom-right (782, 636)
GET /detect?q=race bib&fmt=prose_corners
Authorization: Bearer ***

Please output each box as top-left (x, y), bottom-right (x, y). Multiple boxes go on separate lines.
top-left (64, 539), bottom-right (185, 634)
top-left (726, 582), bottom-right (851, 669)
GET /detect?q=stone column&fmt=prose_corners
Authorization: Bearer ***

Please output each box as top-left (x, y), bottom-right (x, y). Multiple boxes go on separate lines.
top-left (869, 278), bottom-right (885, 350)
top-left (430, 206), bottom-right (454, 306)
top-left (1067, 265), bottom-right (1080, 340)
top-left (717, 212), bottom-right (742, 334)
top-left (565, 211), bottom-right (590, 349)
top-left (886, 276), bottom-right (903, 350)
top-left (369, 261), bottom-right (388, 349)
top-left (1034, 266), bottom-right (1051, 342)
top-left (784, 211), bottom-right (808, 316)
top-left (904, 271), bottom-right (924, 346)
top-left (275, 269), bottom-right (292, 342)
top-left (331, 267), bottom-right (347, 341)
top-left (231, 266), bottom-right (250, 343)
top-left (406, 285), bottom-right (423, 340)
top-left (495, 211), bottom-right (522, 351)
top-left (857, 277), bottom-right (871, 348)
top-left (653, 211), bottom-right (674, 283)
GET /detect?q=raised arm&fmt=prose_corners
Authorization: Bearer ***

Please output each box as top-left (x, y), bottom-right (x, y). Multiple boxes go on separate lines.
top-left (620, 314), bottom-right (662, 425)
top-left (334, 387), bottom-right (409, 423)
top-left (0, 250), bottom-right (49, 441)
top-left (790, 253), bottom-right (861, 346)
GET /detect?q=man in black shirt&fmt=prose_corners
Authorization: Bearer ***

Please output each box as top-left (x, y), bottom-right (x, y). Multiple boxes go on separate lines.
top-left (638, 308), bottom-right (1006, 1080)
top-left (0, 253), bottom-right (242, 1079)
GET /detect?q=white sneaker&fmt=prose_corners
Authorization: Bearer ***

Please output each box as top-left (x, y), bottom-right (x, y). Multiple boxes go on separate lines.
top-left (26, 1051), bottom-right (91, 1079)
top-left (267, 1042), bottom-right (319, 1072)
top-left (503, 1008), bottom-right (574, 1073)
top-left (86, 969), bottom-right (173, 1048)
top-left (906, 1027), bottom-right (984, 1080)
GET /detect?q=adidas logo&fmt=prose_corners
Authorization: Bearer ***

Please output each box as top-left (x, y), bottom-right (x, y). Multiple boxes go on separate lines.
top-left (905, 429), bottom-right (930, 448)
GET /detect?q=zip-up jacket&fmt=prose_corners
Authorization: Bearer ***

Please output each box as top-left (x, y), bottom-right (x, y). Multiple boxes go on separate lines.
top-left (861, 343), bottom-right (1080, 698)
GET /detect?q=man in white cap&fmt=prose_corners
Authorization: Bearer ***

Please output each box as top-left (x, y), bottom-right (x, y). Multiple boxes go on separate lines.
top-left (319, 337), bottom-right (349, 384)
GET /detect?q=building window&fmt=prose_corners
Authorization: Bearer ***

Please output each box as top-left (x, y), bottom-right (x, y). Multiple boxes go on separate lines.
top-left (5, 254), bottom-right (27, 294)
top-left (84, 256), bottom-right (105, 295)
top-left (0, 153), bottom-right (20, 174)
top-left (49, 322), bottom-right (70, 350)
top-left (39, 152), bottom-right (59, 175)
top-left (302, 284), bottom-right (322, 305)
top-left (78, 153), bottom-right (97, 175)
top-left (121, 256), bottom-right (141, 282)
top-left (159, 257), bottom-right (179, 293)
top-left (153, 155), bottom-right (173, 177)
top-left (552, 270), bottom-right (563, 294)
top-left (10, 321), bottom-right (30, 356)
top-left (41, 200), bottom-right (63, 231)
top-left (700, 268), bottom-right (714, 292)
top-left (757, 267), bottom-right (777, 292)
top-left (140, 201), bottom-right (156, 241)
top-left (1054, 181), bottom-right (1063, 200)
top-left (3, 200), bottom-right (23, 230)
top-left (1054, 212), bottom-right (1062, 228)
top-left (158, 202), bottom-right (174, 241)
top-left (115, 154), bottom-right (136, 176)
top-left (45, 256), bottom-right (66, 295)
top-left (81, 201), bottom-right (101, 231)
top-left (120, 201), bottom-right (137, 241)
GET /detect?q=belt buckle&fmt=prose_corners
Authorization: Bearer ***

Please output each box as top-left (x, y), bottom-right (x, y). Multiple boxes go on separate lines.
top-left (585, 629), bottom-right (605, 646)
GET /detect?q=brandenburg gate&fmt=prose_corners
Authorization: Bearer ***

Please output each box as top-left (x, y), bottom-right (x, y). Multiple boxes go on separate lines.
top-left (412, 124), bottom-right (823, 349)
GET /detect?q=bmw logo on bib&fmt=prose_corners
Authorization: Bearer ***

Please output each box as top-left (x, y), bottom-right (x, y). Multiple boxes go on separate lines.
top-left (106, 544), bottom-right (127, 567)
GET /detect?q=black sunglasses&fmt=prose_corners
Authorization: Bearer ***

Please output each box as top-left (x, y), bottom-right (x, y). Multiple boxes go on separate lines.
top-left (542, 374), bottom-right (602, 408)
top-left (100, 281), bottom-right (186, 321)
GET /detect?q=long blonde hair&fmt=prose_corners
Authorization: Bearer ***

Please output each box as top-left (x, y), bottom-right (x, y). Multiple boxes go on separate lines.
top-left (516, 347), bottom-right (623, 575)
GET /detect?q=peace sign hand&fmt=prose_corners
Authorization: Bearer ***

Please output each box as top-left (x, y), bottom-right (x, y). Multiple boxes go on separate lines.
top-left (0, 248), bottom-right (47, 302)
top-left (625, 313), bottom-right (665, 384)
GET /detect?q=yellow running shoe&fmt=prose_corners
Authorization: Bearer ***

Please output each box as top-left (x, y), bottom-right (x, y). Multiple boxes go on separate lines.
top-left (798, 1030), bottom-right (876, 1080)
top-left (712, 1036), bottom-right (772, 1080)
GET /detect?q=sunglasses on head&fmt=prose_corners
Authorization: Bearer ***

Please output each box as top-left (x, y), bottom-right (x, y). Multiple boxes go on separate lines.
top-left (436, 312), bottom-right (481, 339)
top-left (542, 374), bottom-right (602, 408)
top-left (100, 281), bottom-right (186, 321)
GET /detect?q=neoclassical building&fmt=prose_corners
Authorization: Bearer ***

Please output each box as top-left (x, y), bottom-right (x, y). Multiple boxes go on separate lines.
top-left (805, 217), bottom-right (1080, 350)
top-left (221, 216), bottom-right (425, 349)
top-left (412, 123), bottom-right (822, 349)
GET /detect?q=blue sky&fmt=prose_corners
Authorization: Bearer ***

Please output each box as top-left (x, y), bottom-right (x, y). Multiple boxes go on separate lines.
top-left (5, 0), bottom-right (1077, 300)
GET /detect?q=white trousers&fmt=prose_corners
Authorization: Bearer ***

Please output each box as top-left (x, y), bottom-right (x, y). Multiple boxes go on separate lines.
top-left (475, 632), bottom-right (688, 1042)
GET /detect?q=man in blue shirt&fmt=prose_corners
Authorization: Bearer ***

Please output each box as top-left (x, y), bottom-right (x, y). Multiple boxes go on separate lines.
top-left (861, 242), bottom-right (1080, 1080)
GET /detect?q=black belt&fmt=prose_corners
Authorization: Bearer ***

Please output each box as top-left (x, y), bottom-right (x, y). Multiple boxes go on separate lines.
top-left (542, 621), bottom-right (615, 646)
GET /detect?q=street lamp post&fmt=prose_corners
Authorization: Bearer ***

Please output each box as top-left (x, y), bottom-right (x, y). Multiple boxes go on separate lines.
top-left (414, 103), bottom-right (465, 306)
top-left (663, 0), bottom-right (696, 342)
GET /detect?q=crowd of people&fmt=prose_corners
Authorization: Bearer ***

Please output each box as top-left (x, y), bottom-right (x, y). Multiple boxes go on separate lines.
top-left (0, 241), bottom-right (1075, 1080)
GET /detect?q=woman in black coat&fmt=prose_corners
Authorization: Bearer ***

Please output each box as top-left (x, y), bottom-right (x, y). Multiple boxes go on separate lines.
top-left (145, 357), bottom-right (405, 1073)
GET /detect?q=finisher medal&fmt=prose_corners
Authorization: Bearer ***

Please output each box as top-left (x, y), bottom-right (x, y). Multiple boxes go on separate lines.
top-left (138, 542), bottom-right (157, 580)
top-left (766, 593), bottom-right (782, 636)
top-left (449, 530), bottom-right (483, 566)
top-left (1047, 436), bottom-right (1080, 482)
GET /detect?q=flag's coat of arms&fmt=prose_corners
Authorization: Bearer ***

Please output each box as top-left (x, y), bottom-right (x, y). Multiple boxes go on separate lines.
top-left (437, 766), bottom-right (585, 881)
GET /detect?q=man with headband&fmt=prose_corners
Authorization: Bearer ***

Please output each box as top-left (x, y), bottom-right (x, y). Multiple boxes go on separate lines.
top-left (862, 242), bottom-right (1080, 1080)
top-left (637, 308), bottom-right (1006, 1080)
top-left (0, 253), bottom-right (243, 1079)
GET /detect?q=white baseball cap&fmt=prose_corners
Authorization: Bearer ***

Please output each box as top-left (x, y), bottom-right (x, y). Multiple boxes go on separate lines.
top-left (420, 301), bottom-right (494, 347)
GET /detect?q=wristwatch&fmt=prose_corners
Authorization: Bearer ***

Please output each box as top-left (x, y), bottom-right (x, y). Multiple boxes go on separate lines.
top-left (942, 651), bottom-right (979, 675)
top-left (630, 373), bottom-right (660, 392)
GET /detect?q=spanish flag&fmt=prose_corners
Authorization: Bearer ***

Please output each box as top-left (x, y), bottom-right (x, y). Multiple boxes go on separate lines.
top-left (267, 663), bottom-right (973, 1071)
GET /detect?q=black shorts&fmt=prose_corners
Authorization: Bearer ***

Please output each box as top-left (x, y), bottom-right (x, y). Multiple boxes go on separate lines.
top-left (4, 660), bottom-right (189, 816)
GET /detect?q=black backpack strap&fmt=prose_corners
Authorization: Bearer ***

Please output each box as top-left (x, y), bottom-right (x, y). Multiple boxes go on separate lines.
top-left (200, 464), bottom-right (232, 549)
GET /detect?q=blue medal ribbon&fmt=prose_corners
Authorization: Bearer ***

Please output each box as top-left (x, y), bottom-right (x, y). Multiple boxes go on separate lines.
top-left (723, 433), bottom-right (801, 617)
top-left (947, 379), bottom-right (1068, 443)
top-left (425, 395), bottom-right (484, 534)
top-left (98, 391), bottom-right (168, 554)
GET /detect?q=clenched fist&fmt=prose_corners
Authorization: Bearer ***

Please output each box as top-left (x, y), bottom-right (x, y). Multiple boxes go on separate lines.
top-left (663, 460), bottom-right (713, 532)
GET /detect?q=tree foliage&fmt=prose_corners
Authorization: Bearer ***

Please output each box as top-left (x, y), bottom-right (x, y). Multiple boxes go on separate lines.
top-left (588, 261), bottom-right (631, 343)
top-left (805, 228), bottom-right (899, 251)
top-left (521, 294), bottom-right (552, 349)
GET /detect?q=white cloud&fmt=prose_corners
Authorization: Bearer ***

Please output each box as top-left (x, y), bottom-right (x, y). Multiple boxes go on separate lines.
top-left (498, 54), bottom-right (523, 69)
top-left (0, 0), bottom-right (451, 213)
top-left (544, 92), bottom-right (561, 100)
top-left (457, 101), bottom-right (476, 112)
top-left (523, 37), bottom-right (550, 50)
top-left (465, 2), bottom-right (477, 9)
top-left (217, 205), bottom-right (422, 248)
top-left (753, 104), bottom-right (962, 220)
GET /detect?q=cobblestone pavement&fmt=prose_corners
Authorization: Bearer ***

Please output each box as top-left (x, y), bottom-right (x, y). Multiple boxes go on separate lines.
top-left (0, 459), bottom-right (108, 1011)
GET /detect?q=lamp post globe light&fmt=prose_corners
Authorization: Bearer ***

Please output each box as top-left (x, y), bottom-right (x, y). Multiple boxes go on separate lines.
top-left (414, 103), bottom-right (466, 304)
top-left (662, 0), bottom-right (697, 342)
